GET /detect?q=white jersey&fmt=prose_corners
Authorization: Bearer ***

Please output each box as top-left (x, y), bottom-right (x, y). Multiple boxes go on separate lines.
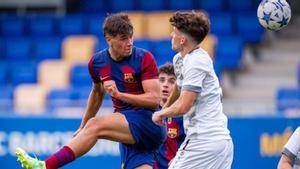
top-left (173, 48), bottom-right (231, 141)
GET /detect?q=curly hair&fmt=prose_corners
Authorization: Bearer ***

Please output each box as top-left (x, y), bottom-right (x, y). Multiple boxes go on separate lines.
top-left (103, 13), bottom-right (133, 37)
top-left (158, 62), bottom-right (175, 77)
top-left (170, 11), bottom-right (210, 44)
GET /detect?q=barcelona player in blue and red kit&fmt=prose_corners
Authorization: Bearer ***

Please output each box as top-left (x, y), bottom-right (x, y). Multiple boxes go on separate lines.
top-left (15, 13), bottom-right (165, 169)
top-left (154, 63), bottom-right (185, 169)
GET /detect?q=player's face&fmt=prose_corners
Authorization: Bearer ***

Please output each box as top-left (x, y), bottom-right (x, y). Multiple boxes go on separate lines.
top-left (170, 27), bottom-right (184, 52)
top-left (107, 34), bottom-right (133, 58)
top-left (159, 73), bottom-right (176, 103)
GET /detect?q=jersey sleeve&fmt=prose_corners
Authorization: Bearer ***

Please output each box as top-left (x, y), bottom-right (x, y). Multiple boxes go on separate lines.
top-left (282, 127), bottom-right (300, 160)
top-left (88, 56), bottom-right (100, 83)
top-left (141, 51), bottom-right (158, 81)
top-left (181, 55), bottom-right (210, 93)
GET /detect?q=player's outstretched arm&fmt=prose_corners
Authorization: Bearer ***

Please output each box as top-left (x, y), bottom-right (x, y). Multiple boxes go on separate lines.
top-left (162, 83), bottom-right (180, 109)
top-left (104, 79), bottom-right (159, 109)
top-left (153, 90), bottom-right (197, 125)
top-left (118, 79), bottom-right (160, 109)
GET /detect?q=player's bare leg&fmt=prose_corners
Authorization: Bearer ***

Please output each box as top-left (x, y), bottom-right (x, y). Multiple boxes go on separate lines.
top-left (135, 164), bottom-right (153, 169)
top-left (16, 112), bottom-right (135, 169)
top-left (67, 112), bottom-right (135, 157)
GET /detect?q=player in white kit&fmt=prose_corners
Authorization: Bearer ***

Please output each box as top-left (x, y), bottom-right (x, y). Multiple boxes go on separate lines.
top-left (278, 127), bottom-right (300, 169)
top-left (152, 11), bottom-right (233, 169)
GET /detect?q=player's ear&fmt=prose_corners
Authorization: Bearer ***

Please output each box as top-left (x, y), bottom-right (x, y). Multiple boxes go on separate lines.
top-left (180, 37), bottom-right (186, 45)
top-left (105, 36), bottom-right (111, 44)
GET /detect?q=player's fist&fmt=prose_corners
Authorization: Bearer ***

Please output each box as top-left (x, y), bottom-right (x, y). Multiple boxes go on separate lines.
top-left (152, 111), bottom-right (165, 126)
top-left (103, 80), bottom-right (120, 98)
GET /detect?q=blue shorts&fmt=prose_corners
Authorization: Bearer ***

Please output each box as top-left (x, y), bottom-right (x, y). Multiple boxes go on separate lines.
top-left (119, 108), bottom-right (166, 169)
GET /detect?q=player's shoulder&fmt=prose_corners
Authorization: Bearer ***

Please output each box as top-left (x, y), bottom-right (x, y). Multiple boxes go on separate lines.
top-left (90, 48), bottom-right (109, 65)
top-left (173, 53), bottom-right (182, 64)
top-left (187, 48), bottom-right (212, 65)
top-left (133, 47), bottom-right (152, 59)
top-left (93, 49), bottom-right (108, 60)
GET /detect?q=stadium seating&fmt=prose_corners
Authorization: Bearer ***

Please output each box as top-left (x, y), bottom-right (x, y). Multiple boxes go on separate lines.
top-left (29, 15), bottom-right (55, 37)
top-left (276, 88), bottom-right (300, 113)
top-left (0, 86), bottom-right (14, 114)
top-left (95, 36), bottom-right (108, 51)
top-left (38, 60), bottom-right (71, 89)
top-left (5, 38), bottom-right (32, 61)
top-left (197, 0), bottom-right (225, 13)
top-left (228, 0), bottom-right (254, 12)
top-left (1, 16), bottom-right (25, 37)
top-left (133, 39), bottom-right (152, 51)
top-left (14, 84), bottom-right (47, 114)
top-left (33, 37), bottom-right (62, 61)
top-left (236, 13), bottom-right (264, 44)
top-left (10, 61), bottom-right (37, 86)
top-left (62, 35), bottom-right (97, 63)
top-left (200, 34), bottom-right (217, 59)
top-left (139, 0), bottom-right (165, 11)
top-left (298, 64), bottom-right (300, 87)
top-left (47, 88), bottom-right (75, 111)
top-left (111, 0), bottom-right (135, 12)
top-left (70, 64), bottom-right (92, 87)
top-left (215, 36), bottom-right (243, 69)
top-left (0, 62), bottom-right (8, 86)
top-left (87, 15), bottom-right (105, 38)
top-left (0, 3), bottom-right (257, 115)
top-left (210, 13), bottom-right (234, 36)
top-left (128, 12), bottom-right (146, 39)
top-left (0, 39), bottom-right (4, 60)
top-left (80, 0), bottom-right (109, 14)
top-left (58, 15), bottom-right (84, 37)
top-left (151, 39), bottom-right (175, 66)
top-left (169, 0), bottom-right (193, 10)
top-left (144, 12), bottom-right (173, 39)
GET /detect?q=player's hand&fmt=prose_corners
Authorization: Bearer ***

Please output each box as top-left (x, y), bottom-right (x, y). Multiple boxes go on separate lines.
top-left (152, 111), bottom-right (165, 126)
top-left (103, 80), bottom-right (120, 98)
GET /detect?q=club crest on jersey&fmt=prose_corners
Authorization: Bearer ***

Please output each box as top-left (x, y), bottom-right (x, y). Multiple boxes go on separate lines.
top-left (168, 128), bottom-right (178, 139)
top-left (124, 73), bottom-right (135, 83)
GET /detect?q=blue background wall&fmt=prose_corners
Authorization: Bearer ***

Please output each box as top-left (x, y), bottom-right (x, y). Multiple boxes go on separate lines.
top-left (0, 117), bottom-right (299, 169)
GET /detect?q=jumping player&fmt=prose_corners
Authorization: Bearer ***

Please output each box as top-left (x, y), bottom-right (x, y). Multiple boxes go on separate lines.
top-left (152, 11), bottom-right (234, 169)
top-left (154, 63), bottom-right (185, 169)
top-left (15, 13), bottom-right (166, 169)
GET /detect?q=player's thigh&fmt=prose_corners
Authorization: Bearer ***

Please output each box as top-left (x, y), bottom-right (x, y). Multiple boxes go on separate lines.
top-left (90, 112), bottom-right (135, 144)
top-left (135, 164), bottom-right (152, 169)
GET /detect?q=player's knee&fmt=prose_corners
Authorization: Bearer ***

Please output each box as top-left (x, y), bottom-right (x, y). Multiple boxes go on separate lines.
top-left (84, 117), bottom-right (102, 133)
top-left (84, 116), bottom-right (107, 134)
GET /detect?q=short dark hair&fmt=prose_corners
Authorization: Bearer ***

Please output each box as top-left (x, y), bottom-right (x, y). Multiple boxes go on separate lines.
top-left (158, 62), bottom-right (175, 76)
top-left (103, 13), bottom-right (133, 37)
top-left (170, 11), bottom-right (210, 44)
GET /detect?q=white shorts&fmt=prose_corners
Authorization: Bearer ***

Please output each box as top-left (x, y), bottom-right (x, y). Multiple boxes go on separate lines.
top-left (168, 139), bottom-right (233, 169)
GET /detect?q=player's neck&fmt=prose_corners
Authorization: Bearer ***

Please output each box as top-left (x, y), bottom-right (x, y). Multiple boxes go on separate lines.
top-left (180, 43), bottom-right (199, 57)
top-left (108, 48), bottom-right (123, 61)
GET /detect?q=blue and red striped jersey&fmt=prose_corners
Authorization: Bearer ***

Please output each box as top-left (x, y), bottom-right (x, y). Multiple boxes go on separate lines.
top-left (88, 47), bottom-right (158, 112)
top-left (154, 117), bottom-right (186, 169)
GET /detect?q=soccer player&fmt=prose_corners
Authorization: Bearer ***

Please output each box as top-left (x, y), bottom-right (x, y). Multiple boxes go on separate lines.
top-left (152, 11), bottom-right (234, 169)
top-left (15, 13), bottom-right (166, 169)
top-left (278, 127), bottom-right (300, 169)
top-left (154, 63), bottom-right (185, 169)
